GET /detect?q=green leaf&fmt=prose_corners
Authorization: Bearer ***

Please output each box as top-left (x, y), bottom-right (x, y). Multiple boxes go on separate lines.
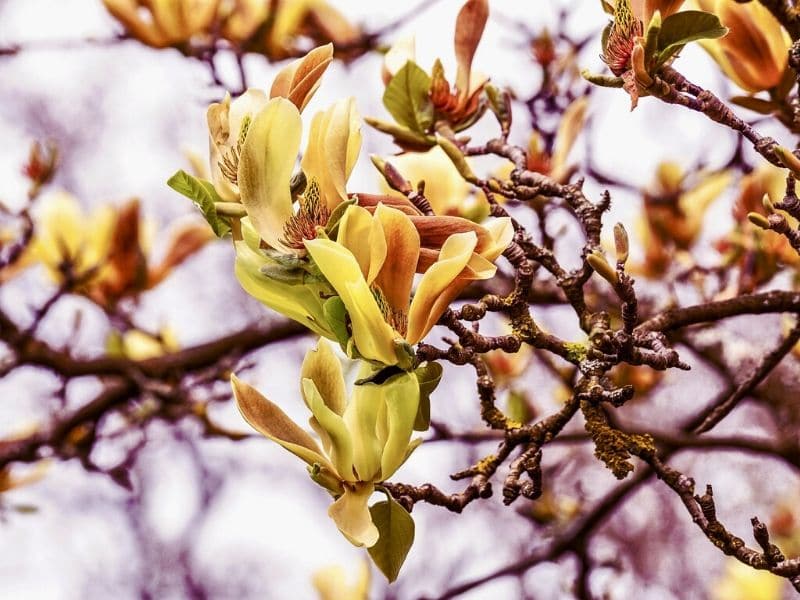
top-left (167, 170), bottom-right (231, 237)
top-left (325, 196), bottom-right (357, 238)
top-left (412, 361), bottom-right (442, 431)
top-left (323, 296), bottom-right (350, 348)
top-left (656, 11), bottom-right (727, 66)
top-left (382, 61), bottom-right (433, 134)
top-left (367, 497), bottom-right (415, 582)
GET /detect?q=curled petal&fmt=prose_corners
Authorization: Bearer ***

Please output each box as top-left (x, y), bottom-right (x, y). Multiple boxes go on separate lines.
top-left (454, 0), bottom-right (489, 103)
top-left (270, 43), bottom-right (334, 111)
top-left (303, 378), bottom-right (355, 482)
top-left (373, 205), bottom-right (420, 317)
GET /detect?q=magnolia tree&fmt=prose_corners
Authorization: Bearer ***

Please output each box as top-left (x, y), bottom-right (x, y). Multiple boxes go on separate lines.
top-left (2, 0), bottom-right (800, 598)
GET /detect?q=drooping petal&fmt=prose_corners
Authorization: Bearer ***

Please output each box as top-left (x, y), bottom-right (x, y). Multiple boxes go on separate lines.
top-left (328, 483), bottom-right (380, 547)
top-left (406, 231), bottom-right (478, 344)
top-left (377, 371), bottom-right (420, 480)
top-left (303, 378), bottom-right (355, 482)
top-left (301, 338), bottom-right (347, 416)
top-left (301, 98), bottom-right (362, 212)
top-left (238, 97), bottom-right (301, 252)
top-left (305, 238), bottom-right (399, 365)
top-left (270, 43), bottom-right (334, 111)
top-left (373, 205), bottom-right (420, 317)
top-left (231, 375), bottom-right (335, 474)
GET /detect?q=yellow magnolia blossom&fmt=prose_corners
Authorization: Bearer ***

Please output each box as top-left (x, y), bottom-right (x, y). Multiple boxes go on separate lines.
top-left (635, 162), bottom-right (732, 276)
top-left (712, 560), bottom-right (784, 600)
top-left (305, 204), bottom-right (512, 366)
top-left (695, 0), bottom-right (790, 93)
top-left (313, 561), bottom-right (370, 600)
top-left (103, 0), bottom-right (220, 48)
top-left (26, 193), bottom-right (211, 306)
top-left (206, 44), bottom-right (334, 202)
top-left (27, 191), bottom-right (115, 282)
top-left (232, 339), bottom-right (422, 547)
top-left (265, 1), bottom-right (360, 59)
top-left (229, 94), bottom-right (360, 255)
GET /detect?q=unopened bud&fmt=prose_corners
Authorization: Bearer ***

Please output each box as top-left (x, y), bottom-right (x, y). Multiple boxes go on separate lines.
top-left (370, 155), bottom-right (413, 195)
top-left (613, 223), bottom-right (629, 264)
top-left (774, 145), bottom-right (800, 177)
top-left (587, 250), bottom-right (618, 284)
top-left (747, 212), bottom-right (771, 229)
top-left (762, 194), bottom-right (775, 213)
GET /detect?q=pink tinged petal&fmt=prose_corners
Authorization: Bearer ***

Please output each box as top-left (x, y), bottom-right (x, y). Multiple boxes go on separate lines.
top-left (406, 231), bottom-right (478, 344)
top-left (373, 205), bottom-right (420, 318)
top-left (453, 0), bottom-right (489, 103)
top-left (238, 97), bottom-right (301, 252)
top-left (328, 483), bottom-right (379, 547)
top-left (230, 375), bottom-right (335, 474)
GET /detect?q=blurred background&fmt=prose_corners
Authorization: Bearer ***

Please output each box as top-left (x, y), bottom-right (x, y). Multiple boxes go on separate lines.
top-left (1, 0), bottom-right (799, 598)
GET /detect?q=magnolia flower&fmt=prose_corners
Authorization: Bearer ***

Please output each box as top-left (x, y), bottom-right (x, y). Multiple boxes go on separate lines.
top-left (232, 339), bottom-right (422, 547)
top-left (635, 162), bottom-right (731, 276)
top-left (103, 0), bottom-right (220, 48)
top-left (264, 1), bottom-right (361, 59)
top-left (305, 204), bottom-right (512, 366)
top-left (382, 0), bottom-right (489, 128)
top-left (695, 0), bottom-right (790, 93)
top-left (207, 44), bottom-right (334, 202)
top-left (25, 193), bottom-right (211, 306)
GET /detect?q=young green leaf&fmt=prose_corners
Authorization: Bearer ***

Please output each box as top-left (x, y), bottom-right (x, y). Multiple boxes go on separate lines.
top-left (382, 61), bottom-right (434, 134)
top-left (413, 361), bottom-right (443, 431)
top-left (367, 497), bottom-right (415, 582)
top-left (167, 170), bottom-right (231, 237)
top-left (656, 11), bottom-right (727, 66)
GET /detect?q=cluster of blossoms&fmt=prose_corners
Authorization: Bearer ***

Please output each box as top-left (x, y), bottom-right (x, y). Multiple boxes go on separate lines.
top-left (169, 2), bottom-right (511, 573)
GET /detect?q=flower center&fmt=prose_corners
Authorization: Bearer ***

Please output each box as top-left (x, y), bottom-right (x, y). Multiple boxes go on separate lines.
top-left (218, 115), bottom-right (251, 186)
top-left (371, 286), bottom-right (408, 337)
top-left (281, 180), bottom-right (331, 250)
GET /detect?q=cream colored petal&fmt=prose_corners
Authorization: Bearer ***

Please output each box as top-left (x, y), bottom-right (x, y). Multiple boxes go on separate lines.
top-left (373, 204), bottom-right (420, 316)
top-left (304, 238), bottom-right (399, 365)
top-left (476, 216), bottom-right (514, 262)
top-left (406, 231), bottom-right (478, 344)
top-left (231, 375), bottom-right (335, 473)
top-left (238, 97), bottom-right (300, 251)
top-left (301, 98), bottom-right (362, 212)
top-left (382, 35), bottom-right (416, 85)
top-left (328, 483), bottom-right (379, 547)
top-left (303, 378), bottom-right (355, 482)
top-left (337, 204), bottom-right (377, 280)
top-left (301, 338), bottom-right (347, 415)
